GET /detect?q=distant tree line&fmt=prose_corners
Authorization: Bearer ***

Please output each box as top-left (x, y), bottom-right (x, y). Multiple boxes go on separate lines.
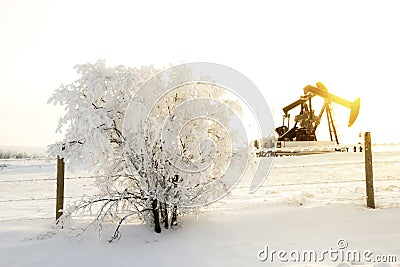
top-left (0, 150), bottom-right (45, 159)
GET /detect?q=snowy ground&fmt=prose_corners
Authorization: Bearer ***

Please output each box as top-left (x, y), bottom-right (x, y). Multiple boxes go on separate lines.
top-left (0, 147), bottom-right (399, 266)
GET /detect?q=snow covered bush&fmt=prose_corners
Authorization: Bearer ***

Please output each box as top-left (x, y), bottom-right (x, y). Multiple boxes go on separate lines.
top-left (48, 60), bottom-right (250, 239)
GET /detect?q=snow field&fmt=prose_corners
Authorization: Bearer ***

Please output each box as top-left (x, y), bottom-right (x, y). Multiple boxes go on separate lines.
top-left (0, 150), bottom-right (399, 266)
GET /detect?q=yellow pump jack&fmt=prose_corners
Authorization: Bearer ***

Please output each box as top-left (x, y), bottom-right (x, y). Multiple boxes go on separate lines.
top-left (276, 82), bottom-right (360, 145)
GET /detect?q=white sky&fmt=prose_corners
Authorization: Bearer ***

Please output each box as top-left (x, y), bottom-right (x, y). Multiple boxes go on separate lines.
top-left (1, 0), bottom-right (399, 147)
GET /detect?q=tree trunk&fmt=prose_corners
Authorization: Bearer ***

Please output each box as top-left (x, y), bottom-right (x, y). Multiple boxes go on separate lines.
top-left (171, 205), bottom-right (178, 227)
top-left (171, 175), bottom-right (179, 227)
top-left (162, 202), bottom-right (169, 229)
top-left (151, 199), bottom-right (161, 233)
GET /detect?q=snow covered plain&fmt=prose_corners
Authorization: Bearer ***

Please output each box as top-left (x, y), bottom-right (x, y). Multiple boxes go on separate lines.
top-left (0, 146), bottom-right (399, 266)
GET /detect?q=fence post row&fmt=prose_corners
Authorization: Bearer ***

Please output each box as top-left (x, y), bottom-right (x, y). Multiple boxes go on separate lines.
top-left (364, 132), bottom-right (375, 209)
top-left (56, 156), bottom-right (65, 221)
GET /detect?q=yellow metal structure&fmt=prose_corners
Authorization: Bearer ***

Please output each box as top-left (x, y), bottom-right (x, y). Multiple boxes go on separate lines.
top-left (303, 82), bottom-right (360, 127)
top-left (277, 82), bottom-right (360, 144)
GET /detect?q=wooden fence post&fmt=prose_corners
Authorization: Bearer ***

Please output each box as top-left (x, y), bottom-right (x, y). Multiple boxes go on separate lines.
top-left (364, 132), bottom-right (375, 208)
top-left (56, 156), bottom-right (65, 220)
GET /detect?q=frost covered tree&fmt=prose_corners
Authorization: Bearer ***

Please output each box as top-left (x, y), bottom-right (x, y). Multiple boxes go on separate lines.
top-left (48, 60), bottom-right (249, 239)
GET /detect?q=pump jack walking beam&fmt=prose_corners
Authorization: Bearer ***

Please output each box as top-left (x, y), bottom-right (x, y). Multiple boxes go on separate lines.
top-left (303, 82), bottom-right (360, 127)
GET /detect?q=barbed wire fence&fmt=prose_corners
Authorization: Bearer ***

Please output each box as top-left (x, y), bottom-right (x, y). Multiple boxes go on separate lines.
top-left (0, 170), bottom-right (101, 223)
top-left (1, 158), bottom-right (399, 223)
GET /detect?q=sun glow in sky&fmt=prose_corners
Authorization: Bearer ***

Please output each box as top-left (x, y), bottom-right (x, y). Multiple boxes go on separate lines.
top-left (1, 0), bottom-right (399, 147)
